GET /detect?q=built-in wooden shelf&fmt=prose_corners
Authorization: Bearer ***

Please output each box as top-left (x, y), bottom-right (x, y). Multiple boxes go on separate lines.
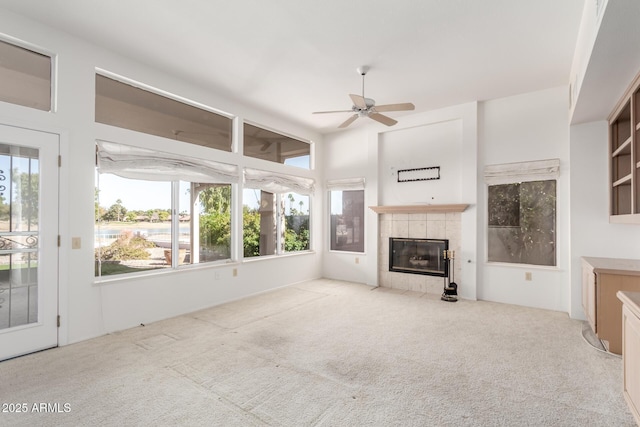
top-left (369, 204), bottom-right (469, 214)
top-left (614, 174), bottom-right (633, 187)
top-left (609, 68), bottom-right (640, 222)
top-left (613, 137), bottom-right (632, 157)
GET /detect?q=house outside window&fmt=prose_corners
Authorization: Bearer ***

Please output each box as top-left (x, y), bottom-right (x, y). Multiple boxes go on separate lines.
top-left (485, 159), bottom-right (559, 267)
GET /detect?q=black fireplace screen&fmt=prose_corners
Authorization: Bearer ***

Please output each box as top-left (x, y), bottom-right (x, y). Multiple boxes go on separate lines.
top-left (389, 238), bottom-right (449, 277)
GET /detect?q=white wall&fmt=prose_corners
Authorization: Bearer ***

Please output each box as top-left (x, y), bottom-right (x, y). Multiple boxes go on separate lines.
top-left (569, 120), bottom-right (640, 319)
top-left (322, 103), bottom-right (478, 300)
top-left (478, 86), bottom-right (571, 312)
top-left (0, 9), bottom-right (324, 344)
top-left (321, 126), bottom-right (372, 283)
top-left (379, 119), bottom-right (462, 205)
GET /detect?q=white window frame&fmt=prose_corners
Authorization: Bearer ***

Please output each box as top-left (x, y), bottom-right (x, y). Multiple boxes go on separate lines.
top-left (484, 159), bottom-right (559, 267)
top-left (327, 178), bottom-right (365, 254)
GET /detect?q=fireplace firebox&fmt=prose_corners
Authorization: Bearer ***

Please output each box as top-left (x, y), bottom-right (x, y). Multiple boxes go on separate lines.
top-left (389, 238), bottom-right (449, 277)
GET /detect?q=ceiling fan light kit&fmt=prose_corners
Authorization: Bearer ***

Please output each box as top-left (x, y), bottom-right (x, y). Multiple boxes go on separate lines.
top-left (313, 66), bottom-right (415, 128)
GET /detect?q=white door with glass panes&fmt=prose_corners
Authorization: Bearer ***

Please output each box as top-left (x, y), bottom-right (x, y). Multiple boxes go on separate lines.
top-left (0, 124), bottom-right (59, 361)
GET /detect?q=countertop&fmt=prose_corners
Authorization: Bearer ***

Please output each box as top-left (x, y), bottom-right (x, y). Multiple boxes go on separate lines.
top-left (617, 291), bottom-right (640, 318)
top-left (582, 256), bottom-right (640, 277)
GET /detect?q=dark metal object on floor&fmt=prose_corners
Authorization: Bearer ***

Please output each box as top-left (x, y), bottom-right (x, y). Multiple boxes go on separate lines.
top-left (442, 250), bottom-right (458, 302)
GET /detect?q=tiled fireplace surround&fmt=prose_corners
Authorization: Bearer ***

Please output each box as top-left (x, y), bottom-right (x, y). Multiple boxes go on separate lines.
top-left (378, 211), bottom-right (462, 295)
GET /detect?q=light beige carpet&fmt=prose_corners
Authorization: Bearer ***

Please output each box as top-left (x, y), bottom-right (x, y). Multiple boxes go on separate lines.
top-left (0, 279), bottom-right (635, 426)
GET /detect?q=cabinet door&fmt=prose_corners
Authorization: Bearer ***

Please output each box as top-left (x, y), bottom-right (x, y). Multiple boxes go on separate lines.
top-left (623, 305), bottom-right (640, 425)
top-left (582, 264), bottom-right (596, 331)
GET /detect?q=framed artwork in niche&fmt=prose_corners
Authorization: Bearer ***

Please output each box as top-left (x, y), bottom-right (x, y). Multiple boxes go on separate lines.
top-left (397, 166), bottom-right (440, 182)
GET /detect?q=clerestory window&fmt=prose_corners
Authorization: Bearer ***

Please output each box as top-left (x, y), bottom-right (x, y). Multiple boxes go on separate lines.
top-left (95, 74), bottom-right (233, 152)
top-left (0, 39), bottom-right (52, 111)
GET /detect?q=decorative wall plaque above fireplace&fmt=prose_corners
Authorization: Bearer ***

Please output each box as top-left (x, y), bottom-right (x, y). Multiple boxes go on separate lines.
top-left (389, 238), bottom-right (449, 277)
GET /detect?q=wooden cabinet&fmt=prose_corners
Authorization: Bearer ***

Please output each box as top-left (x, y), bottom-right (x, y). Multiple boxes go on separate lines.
top-left (582, 261), bottom-right (596, 331)
top-left (617, 291), bottom-right (640, 426)
top-left (582, 257), bottom-right (640, 355)
top-left (609, 71), bottom-right (640, 223)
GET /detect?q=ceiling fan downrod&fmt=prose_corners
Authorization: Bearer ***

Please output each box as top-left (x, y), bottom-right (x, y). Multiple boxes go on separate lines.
top-left (357, 65), bottom-right (369, 99)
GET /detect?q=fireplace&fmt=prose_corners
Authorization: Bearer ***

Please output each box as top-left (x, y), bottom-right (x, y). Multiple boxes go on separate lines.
top-left (389, 238), bottom-right (449, 277)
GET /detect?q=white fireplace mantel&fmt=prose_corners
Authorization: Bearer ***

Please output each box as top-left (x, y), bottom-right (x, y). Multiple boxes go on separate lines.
top-left (369, 204), bottom-right (469, 214)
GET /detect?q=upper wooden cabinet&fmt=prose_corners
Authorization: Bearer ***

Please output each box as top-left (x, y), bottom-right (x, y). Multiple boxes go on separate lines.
top-left (610, 71), bottom-right (640, 223)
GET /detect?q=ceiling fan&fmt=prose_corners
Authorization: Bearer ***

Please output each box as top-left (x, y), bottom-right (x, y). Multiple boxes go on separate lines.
top-left (313, 66), bottom-right (415, 128)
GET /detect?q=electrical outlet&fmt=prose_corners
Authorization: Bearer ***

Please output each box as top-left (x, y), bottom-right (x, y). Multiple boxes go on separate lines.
top-left (525, 272), bottom-right (532, 281)
top-left (71, 237), bottom-right (81, 249)
top-left (355, 257), bottom-right (359, 264)
top-left (233, 268), bottom-right (238, 277)
top-left (214, 272), bottom-right (220, 280)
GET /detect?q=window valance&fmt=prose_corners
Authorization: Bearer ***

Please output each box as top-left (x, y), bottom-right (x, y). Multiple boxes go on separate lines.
top-left (326, 177), bottom-right (365, 191)
top-left (484, 158), bottom-right (560, 186)
top-left (244, 167), bottom-right (315, 195)
top-left (96, 140), bottom-right (239, 184)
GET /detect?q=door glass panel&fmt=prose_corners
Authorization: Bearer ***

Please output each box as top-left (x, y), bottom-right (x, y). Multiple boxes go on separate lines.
top-left (0, 144), bottom-right (39, 330)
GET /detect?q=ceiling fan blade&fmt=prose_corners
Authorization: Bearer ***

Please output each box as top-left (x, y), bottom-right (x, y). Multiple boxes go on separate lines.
top-left (369, 113), bottom-right (397, 126)
top-left (312, 110), bottom-right (353, 114)
top-left (338, 114), bottom-right (359, 128)
top-left (349, 94), bottom-right (367, 109)
top-left (374, 102), bottom-right (415, 112)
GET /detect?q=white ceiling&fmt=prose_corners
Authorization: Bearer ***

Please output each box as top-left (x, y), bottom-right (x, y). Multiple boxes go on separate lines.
top-left (0, 0), bottom-right (586, 134)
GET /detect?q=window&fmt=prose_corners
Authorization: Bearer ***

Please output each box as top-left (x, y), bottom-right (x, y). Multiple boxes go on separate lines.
top-left (242, 189), bottom-right (310, 257)
top-left (485, 159), bottom-right (559, 266)
top-left (243, 123), bottom-right (310, 169)
top-left (330, 191), bottom-right (364, 252)
top-left (95, 74), bottom-right (233, 152)
top-left (0, 39), bottom-right (52, 111)
top-left (243, 168), bottom-right (314, 257)
top-left (242, 188), bottom-right (276, 257)
top-left (94, 74), bottom-right (316, 270)
top-left (328, 178), bottom-right (365, 253)
top-left (185, 183), bottom-right (232, 263)
top-left (284, 192), bottom-right (310, 252)
top-left (95, 141), bottom-right (238, 277)
top-left (95, 175), bottom-right (173, 276)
